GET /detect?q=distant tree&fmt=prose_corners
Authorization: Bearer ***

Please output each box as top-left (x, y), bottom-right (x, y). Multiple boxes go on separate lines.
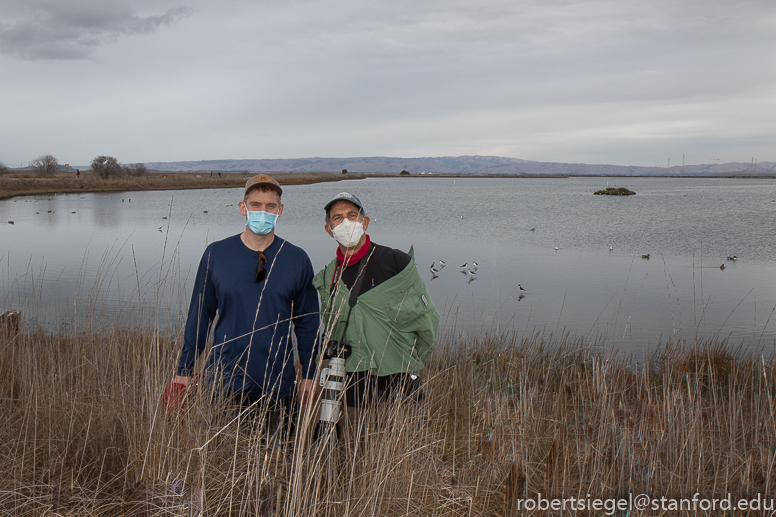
top-left (91, 155), bottom-right (122, 179)
top-left (123, 163), bottom-right (148, 177)
top-left (342, 168), bottom-right (348, 174)
top-left (0, 162), bottom-right (8, 174)
top-left (400, 169), bottom-right (410, 175)
top-left (30, 154), bottom-right (58, 176)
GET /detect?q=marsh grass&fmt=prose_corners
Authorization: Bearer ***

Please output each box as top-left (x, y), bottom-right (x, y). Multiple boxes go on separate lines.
top-left (1, 319), bottom-right (775, 515)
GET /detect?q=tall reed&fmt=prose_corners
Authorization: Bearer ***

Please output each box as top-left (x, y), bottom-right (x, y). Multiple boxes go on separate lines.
top-left (1, 320), bottom-right (774, 516)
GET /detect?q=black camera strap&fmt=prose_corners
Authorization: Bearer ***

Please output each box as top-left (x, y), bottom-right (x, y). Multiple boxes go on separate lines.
top-left (331, 246), bottom-right (371, 343)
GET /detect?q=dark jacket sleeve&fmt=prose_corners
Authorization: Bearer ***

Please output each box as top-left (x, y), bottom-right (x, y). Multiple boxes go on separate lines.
top-left (293, 257), bottom-right (321, 379)
top-left (177, 248), bottom-right (218, 376)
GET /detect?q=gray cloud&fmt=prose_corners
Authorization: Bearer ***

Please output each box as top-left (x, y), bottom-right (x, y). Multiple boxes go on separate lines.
top-left (0, 0), bottom-right (774, 167)
top-left (0, 1), bottom-right (193, 60)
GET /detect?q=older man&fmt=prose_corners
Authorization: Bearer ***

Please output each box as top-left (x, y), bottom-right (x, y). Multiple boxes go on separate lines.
top-left (173, 174), bottom-right (319, 425)
top-left (313, 192), bottom-right (438, 409)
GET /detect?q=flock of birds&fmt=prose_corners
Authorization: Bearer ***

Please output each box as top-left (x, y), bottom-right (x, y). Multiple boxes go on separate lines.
top-left (428, 241), bottom-right (738, 297)
top-left (428, 259), bottom-right (527, 298)
top-left (640, 251), bottom-right (738, 270)
top-left (429, 259), bottom-right (479, 284)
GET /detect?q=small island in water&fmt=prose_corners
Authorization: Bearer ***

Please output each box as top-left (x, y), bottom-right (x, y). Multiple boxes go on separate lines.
top-left (594, 187), bottom-right (636, 196)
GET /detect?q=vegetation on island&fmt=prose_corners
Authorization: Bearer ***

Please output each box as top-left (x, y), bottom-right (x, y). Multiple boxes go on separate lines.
top-left (1, 311), bottom-right (773, 515)
top-left (594, 187), bottom-right (636, 196)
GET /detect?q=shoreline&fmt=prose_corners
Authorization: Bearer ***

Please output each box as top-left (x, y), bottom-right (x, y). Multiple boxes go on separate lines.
top-left (3, 170), bottom-right (776, 200)
top-left (0, 171), bottom-right (367, 200)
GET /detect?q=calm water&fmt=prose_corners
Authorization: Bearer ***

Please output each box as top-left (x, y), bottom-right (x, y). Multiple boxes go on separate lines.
top-left (2, 177), bottom-right (776, 354)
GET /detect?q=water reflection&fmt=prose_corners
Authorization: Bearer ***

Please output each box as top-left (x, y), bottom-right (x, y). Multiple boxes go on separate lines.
top-left (92, 193), bottom-right (122, 228)
top-left (1, 177), bottom-right (775, 354)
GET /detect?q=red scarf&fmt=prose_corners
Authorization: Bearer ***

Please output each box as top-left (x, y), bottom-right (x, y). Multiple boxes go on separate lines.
top-left (331, 235), bottom-right (371, 290)
top-left (336, 234), bottom-right (371, 266)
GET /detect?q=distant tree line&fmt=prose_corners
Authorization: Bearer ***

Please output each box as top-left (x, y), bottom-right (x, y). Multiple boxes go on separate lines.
top-left (90, 156), bottom-right (148, 179)
top-left (23, 154), bottom-right (148, 179)
top-left (0, 162), bottom-right (8, 174)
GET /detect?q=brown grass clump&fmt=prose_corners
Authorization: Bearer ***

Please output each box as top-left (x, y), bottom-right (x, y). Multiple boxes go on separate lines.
top-left (1, 322), bottom-right (774, 515)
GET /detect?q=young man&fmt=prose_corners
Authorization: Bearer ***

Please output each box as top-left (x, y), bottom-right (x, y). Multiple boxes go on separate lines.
top-left (312, 192), bottom-right (439, 409)
top-left (173, 174), bottom-right (319, 421)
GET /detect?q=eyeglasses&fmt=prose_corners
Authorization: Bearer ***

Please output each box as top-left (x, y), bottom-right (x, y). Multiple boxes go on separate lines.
top-left (329, 210), bottom-right (362, 226)
top-left (255, 251), bottom-right (267, 282)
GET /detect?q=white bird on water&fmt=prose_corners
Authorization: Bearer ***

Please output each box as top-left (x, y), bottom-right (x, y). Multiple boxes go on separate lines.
top-left (438, 259), bottom-right (446, 269)
top-left (518, 284), bottom-right (526, 295)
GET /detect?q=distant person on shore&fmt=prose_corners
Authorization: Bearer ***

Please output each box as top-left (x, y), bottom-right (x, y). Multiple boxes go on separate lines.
top-left (76, 169), bottom-right (80, 178)
top-left (171, 174), bottom-right (320, 435)
top-left (313, 192), bottom-right (438, 418)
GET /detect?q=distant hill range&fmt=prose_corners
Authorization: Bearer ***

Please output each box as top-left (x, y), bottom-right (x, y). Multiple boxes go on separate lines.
top-left (143, 156), bottom-right (775, 176)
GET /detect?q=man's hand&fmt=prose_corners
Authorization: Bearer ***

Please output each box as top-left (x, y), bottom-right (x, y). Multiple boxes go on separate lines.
top-left (164, 375), bottom-right (192, 416)
top-left (298, 378), bottom-right (315, 408)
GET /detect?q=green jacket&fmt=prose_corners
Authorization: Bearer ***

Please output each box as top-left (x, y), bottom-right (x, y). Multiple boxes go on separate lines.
top-left (312, 246), bottom-right (439, 376)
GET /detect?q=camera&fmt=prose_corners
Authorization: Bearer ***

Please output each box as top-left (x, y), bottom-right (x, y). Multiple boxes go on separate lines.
top-left (314, 340), bottom-right (352, 441)
top-left (323, 340), bottom-right (351, 359)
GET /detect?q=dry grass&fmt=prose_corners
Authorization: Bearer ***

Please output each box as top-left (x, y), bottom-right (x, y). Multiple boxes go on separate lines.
top-left (0, 171), bottom-right (365, 200)
top-left (1, 320), bottom-right (774, 516)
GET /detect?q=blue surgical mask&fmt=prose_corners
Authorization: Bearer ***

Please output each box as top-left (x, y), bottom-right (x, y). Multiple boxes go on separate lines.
top-left (246, 210), bottom-right (278, 235)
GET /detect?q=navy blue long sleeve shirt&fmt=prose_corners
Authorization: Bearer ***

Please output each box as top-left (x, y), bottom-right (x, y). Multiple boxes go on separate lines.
top-left (177, 234), bottom-right (320, 398)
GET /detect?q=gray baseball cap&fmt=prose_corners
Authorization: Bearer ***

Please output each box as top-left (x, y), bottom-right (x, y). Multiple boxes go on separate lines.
top-left (324, 192), bottom-right (363, 213)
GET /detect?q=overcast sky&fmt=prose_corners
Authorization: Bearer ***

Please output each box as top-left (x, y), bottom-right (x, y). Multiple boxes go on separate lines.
top-left (1, 0), bottom-right (774, 168)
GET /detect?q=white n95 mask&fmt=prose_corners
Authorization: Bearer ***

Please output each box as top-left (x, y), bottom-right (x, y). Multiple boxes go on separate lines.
top-left (331, 219), bottom-right (364, 248)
